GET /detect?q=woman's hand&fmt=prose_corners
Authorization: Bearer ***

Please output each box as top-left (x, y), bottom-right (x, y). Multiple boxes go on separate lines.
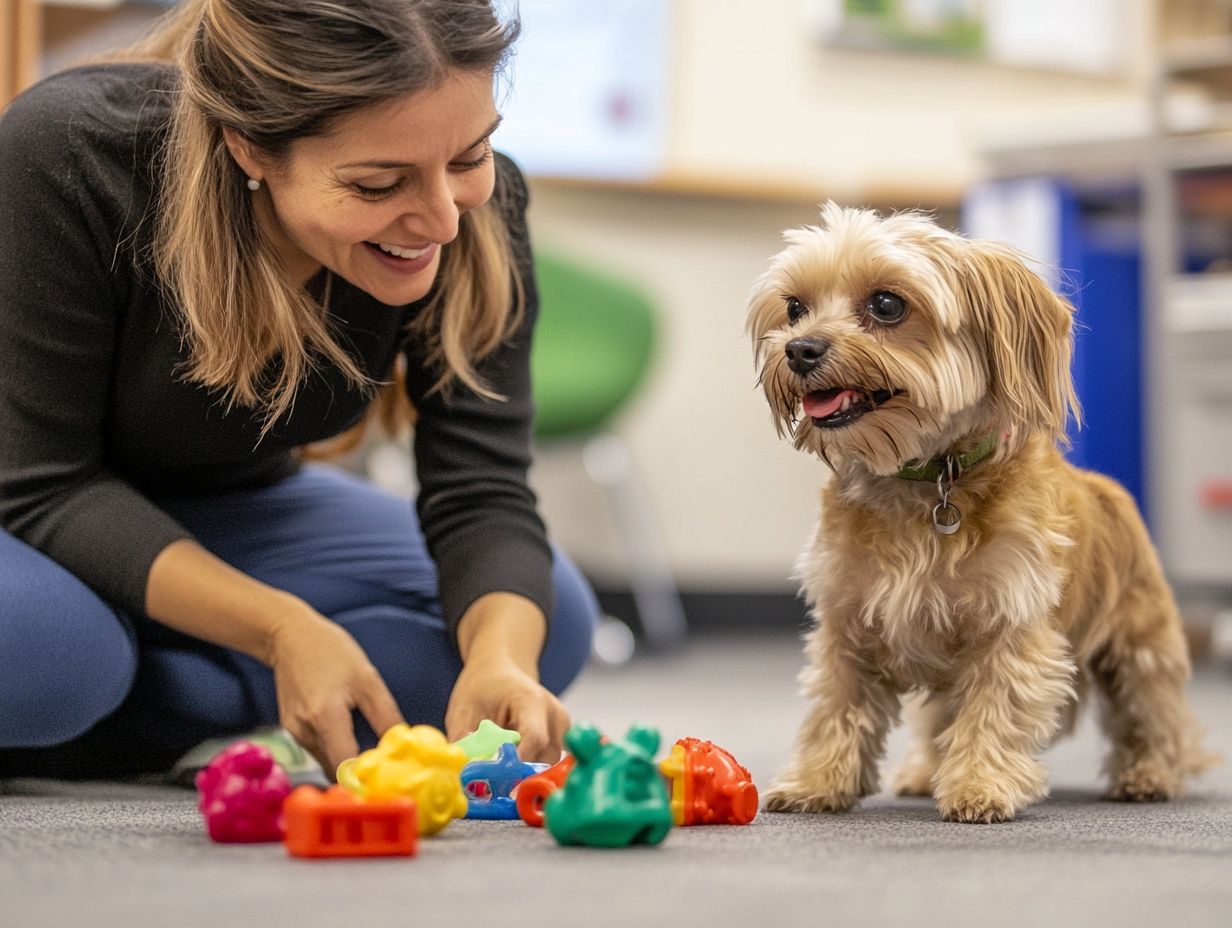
top-left (145, 540), bottom-right (402, 774)
top-left (445, 657), bottom-right (570, 762)
top-left (445, 592), bottom-right (570, 762)
top-left (266, 600), bottom-right (405, 775)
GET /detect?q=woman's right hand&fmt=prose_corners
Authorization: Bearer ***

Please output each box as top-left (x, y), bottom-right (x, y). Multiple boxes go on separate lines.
top-left (265, 599), bottom-right (405, 775)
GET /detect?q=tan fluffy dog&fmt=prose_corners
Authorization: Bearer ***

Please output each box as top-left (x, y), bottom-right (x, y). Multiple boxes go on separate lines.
top-left (747, 203), bottom-right (1215, 823)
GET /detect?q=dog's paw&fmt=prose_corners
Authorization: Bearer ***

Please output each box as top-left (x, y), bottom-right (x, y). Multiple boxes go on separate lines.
top-left (762, 781), bottom-right (859, 814)
top-left (934, 756), bottom-right (1046, 823)
top-left (1106, 758), bottom-right (1179, 803)
top-left (935, 774), bottom-right (1030, 824)
top-left (937, 789), bottom-right (1018, 824)
top-left (891, 761), bottom-right (936, 798)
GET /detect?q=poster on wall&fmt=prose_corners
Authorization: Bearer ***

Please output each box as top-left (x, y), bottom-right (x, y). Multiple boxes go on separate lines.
top-left (805, 0), bottom-right (984, 56)
top-left (493, 0), bottom-right (671, 181)
top-left (803, 0), bottom-right (1128, 76)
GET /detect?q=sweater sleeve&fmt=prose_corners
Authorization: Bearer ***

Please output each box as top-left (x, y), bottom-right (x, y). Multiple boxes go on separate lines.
top-left (0, 76), bottom-right (193, 615)
top-left (402, 154), bottom-right (554, 640)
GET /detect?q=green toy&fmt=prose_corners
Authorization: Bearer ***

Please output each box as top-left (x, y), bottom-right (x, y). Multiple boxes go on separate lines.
top-left (454, 719), bottom-right (522, 761)
top-left (544, 722), bottom-right (673, 848)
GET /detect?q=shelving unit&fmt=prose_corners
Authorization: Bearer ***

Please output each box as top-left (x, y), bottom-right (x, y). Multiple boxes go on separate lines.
top-left (1144, 0), bottom-right (1232, 589)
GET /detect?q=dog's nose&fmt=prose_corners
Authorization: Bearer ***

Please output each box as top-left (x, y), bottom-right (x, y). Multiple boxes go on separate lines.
top-left (785, 337), bottom-right (829, 375)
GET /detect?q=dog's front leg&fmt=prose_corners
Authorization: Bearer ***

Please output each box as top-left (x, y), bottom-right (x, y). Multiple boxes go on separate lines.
top-left (764, 618), bottom-right (899, 813)
top-left (933, 625), bottom-right (1074, 823)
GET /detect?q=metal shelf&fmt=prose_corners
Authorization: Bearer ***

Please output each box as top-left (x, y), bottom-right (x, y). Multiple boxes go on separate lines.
top-left (1164, 273), bottom-right (1232, 332)
top-left (1145, 2), bottom-right (1232, 589)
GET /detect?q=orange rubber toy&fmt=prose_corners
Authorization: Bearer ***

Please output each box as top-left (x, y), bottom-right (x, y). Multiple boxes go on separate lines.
top-left (283, 785), bottom-right (418, 858)
top-left (658, 738), bottom-right (758, 826)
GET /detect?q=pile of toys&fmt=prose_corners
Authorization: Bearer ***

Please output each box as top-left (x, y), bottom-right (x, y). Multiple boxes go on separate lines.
top-left (196, 720), bottom-right (758, 857)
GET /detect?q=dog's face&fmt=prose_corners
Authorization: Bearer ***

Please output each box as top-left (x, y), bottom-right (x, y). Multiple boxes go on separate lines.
top-left (747, 203), bottom-right (1079, 476)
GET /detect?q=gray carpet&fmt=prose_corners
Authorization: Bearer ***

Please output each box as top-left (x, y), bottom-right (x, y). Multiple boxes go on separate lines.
top-left (2, 633), bottom-right (1230, 928)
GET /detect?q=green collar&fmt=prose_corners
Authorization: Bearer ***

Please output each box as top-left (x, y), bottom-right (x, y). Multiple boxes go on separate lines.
top-left (895, 433), bottom-right (999, 482)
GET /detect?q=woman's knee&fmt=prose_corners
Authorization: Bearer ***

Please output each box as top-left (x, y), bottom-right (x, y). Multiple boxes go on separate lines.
top-left (0, 531), bottom-right (138, 747)
top-left (540, 548), bottom-right (599, 694)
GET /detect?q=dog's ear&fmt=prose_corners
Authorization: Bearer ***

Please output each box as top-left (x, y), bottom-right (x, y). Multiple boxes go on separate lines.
top-left (958, 241), bottom-right (1081, 443)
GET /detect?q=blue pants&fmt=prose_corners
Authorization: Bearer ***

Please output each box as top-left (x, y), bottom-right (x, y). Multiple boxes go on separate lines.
top-left (0, 466), bottom-right (598, 777)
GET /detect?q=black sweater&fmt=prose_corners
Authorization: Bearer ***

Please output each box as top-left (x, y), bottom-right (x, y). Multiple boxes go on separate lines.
top-left (0, 64), bottom-right (552, 638)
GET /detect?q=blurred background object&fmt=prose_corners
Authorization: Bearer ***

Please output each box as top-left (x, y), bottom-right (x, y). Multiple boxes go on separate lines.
top-left (4, 0), bottom-right (1229, 662)
top-left (531, 254), bottom-right (687, 657)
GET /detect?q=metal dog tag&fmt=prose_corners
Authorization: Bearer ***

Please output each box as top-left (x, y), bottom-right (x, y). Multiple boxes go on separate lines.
top-left (932, 501), bottom-right (961, 535)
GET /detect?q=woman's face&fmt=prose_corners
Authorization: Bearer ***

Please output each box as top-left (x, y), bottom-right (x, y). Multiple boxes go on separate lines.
top-left (236, 69), bottom-right (500, 306)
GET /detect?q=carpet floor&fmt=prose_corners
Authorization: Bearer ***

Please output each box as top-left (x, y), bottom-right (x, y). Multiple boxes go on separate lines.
top-left (2, 633), bottom-right (1229, 928)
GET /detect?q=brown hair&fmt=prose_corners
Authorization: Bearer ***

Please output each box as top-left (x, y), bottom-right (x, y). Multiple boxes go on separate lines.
top-left (126, 0), bottom-right (523, 433)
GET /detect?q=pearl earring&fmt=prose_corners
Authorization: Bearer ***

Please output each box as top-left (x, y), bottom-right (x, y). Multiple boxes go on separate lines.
top-left (246, 178), bottom-right (261, 191)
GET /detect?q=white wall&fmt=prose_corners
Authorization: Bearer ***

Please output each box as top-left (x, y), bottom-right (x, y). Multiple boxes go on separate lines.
top-left (529, 0), bottom-right (1156, 591)
top-left (527, 187), bottom-right (830, 591)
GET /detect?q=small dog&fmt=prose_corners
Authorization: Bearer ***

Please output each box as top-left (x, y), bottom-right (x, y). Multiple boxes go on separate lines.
top-left (747, 203), bottom-right (1215, 823)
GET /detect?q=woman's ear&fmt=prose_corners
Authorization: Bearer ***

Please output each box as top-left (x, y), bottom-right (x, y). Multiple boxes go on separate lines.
top-left (221, 126), bottom-right (265, 183)
top-left (959, 240), bottom-right (1081, 444)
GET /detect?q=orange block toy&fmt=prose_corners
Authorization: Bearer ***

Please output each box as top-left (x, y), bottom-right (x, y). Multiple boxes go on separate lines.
top-left (283, 785), bottom-right (418, 859)
top-left (515, 754), bottom-right (576, 827)
top-left (658, 738), bottom-right (758, 826)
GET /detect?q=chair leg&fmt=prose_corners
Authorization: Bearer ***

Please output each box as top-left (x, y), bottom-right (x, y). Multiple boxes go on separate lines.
top-left (582, 433), bottom-right (688, 652)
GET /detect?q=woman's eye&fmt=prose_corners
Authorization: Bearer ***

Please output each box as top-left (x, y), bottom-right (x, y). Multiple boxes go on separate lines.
top-left (452, 139), bottom-right (494, 172)
top-left (786, 296), bottom-right (808, 323)
top-left (354, 178), bottom-right (405, 199)
top-left (866, 290), bottom-right (907, 325)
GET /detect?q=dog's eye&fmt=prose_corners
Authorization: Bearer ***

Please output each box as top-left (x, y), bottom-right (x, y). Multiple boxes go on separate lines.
top-left (785, 296), bottom-right (808, 324)
top-left (865, 291), bottom-right (907, 325)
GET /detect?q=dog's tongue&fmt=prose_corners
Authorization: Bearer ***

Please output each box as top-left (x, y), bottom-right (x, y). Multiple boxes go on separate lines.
top-left (804, 389), bottom-right (859, 419)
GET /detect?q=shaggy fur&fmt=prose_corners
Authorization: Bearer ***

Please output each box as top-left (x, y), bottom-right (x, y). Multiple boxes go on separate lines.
top-left (747, 203), bottom-right (1216, 823)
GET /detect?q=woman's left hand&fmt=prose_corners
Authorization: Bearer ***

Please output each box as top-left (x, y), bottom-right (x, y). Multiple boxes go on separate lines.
top-left (445, 592), bottom-right (571, 762)
top-left (445, 657), bottom-right (570, 762)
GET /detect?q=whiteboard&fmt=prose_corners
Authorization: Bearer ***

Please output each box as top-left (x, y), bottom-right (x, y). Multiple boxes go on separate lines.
top-left (493, 0), bottom-right (672, 180)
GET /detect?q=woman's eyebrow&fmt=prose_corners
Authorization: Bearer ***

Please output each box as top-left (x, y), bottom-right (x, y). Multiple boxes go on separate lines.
top-left (337, 116), bottom-right (503, 170)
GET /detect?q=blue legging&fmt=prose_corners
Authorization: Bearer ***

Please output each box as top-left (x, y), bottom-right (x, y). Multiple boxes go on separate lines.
top-left (0, 465), bottom-right (598, 777)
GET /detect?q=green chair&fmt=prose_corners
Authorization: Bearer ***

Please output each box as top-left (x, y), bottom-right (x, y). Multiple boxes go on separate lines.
top-left (531, 253), bottom-right (687, 654)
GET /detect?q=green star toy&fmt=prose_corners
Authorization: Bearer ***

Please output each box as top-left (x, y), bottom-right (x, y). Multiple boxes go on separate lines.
top-left (545, 722), bottom-right (673, 848)
top-left (454, 719), bottom-right (522, 761)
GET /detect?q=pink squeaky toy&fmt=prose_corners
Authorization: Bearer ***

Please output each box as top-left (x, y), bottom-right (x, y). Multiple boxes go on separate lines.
top-left (195, 741), bottom-right (292, 843)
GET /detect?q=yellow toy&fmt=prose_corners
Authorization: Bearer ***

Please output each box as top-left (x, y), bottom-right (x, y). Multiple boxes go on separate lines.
top-left (335, 724), bottom-right (468, 836)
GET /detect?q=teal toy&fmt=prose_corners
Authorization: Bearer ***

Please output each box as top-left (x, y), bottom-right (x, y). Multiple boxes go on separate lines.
top-left (454, 720), bottom-right (521, 761)
top-left (544, 723), bottom-right (673, 848)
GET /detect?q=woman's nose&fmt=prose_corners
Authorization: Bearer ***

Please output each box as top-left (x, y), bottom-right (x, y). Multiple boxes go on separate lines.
top-left (407, 172), bottom-right (460, 244)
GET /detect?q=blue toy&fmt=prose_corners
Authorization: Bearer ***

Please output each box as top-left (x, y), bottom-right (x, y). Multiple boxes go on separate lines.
top-left (460, 743), bottom-right (541, 820)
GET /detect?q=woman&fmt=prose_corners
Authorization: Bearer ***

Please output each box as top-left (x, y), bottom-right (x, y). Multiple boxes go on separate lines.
top-left (0, 0), bottom-right (598, 777)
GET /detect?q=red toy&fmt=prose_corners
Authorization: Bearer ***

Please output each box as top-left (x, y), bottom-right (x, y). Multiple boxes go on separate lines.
top-left (658, 737), bottom-right (758, 826)
top-left (516, 754), bottom-right (575, 827)
top-left (195, 741), bottom-right (292, 843)
top-left (283, 785), bottom-right (418, 858)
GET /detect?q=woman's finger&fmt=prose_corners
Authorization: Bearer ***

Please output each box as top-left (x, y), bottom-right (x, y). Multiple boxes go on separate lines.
top-left (512, 704), bottom-right (552, 762)
top-left (317, 704), bottom-right (361, 775)
top-left (547, 703), bottom-right (571, 758)
top-left (356, 674), bottom-right (405, 740)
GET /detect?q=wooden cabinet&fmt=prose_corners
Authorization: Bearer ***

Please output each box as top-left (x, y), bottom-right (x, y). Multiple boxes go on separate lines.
top-left (2, 1), bottom-right (166, 108)
top-left (1, 0), bottom-right (42, 107)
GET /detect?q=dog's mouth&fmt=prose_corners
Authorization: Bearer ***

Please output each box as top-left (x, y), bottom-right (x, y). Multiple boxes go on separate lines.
top-left (802, 387), bottom-right (899, 428)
